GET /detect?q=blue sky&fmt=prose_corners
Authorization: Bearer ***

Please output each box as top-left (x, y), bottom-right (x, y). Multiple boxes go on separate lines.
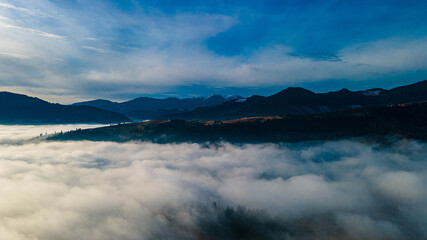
top-left (0, 0), bottom-right (426, 103)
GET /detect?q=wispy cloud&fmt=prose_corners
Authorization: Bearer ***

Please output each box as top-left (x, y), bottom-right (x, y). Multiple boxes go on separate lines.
top-left (0, 21), bottom-right (65, 39)
top-left (82, 46), bottom-right (107, 53)
top-left (0, 51), bottom-right (30, 59)
top-left (0, 2), bottom-right (33, 14)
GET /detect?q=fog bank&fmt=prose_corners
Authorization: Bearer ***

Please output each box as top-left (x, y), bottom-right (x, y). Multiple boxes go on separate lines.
top-left (0, 125), bottom-right (426, 239)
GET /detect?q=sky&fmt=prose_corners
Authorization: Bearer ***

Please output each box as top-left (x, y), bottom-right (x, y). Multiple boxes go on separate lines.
top-left (0, 0), bottom-right (426, 103)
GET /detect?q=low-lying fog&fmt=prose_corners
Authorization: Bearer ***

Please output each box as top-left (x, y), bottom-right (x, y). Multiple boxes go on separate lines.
top-left (0, 125), bottom-right (426, 240)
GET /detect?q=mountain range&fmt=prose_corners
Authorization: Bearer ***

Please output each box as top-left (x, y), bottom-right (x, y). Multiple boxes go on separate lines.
top-left (73, 80), bottom-right (427, 121)
top-left (0, 80), bottom-right (426, 124)
top-left (73, 95), bottom-right (241, 120)
top-left (0, 92), bottom-right (129, 124)
top-left (163, 80), bottom-right (427, 120)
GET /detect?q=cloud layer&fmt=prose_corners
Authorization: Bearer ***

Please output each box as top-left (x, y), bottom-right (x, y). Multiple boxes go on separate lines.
top-left (0, 125), bottom-right (426, 239)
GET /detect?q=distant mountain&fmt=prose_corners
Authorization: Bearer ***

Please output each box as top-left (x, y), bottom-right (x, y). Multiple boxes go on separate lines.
top-left (73, 95), bottom-right (241, 120)
top-left (48, 101), bottom-right (427, 143)
top-left (0, 92), bottom-right (130, 124)
top-left (165, 80), bottom-right (427, 120)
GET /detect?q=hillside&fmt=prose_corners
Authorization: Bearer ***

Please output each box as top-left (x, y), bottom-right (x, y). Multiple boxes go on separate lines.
top-left (0, 92), bottom-right (130, 124)
top-left (48, 101), bottom-right (427, 143)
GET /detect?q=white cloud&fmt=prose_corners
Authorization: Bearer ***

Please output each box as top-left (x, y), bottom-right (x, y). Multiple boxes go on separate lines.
top-left (374, 171), bottom-right (426, 203)
top-left (76, 37), bottom-right (427, 99)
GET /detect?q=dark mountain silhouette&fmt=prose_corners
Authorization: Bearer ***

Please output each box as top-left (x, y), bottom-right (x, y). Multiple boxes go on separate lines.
top-left (73, 95), bottom-right (241, 120)
top-left (165, 80), bottom-right (427, 120)
top-left (0, 92), bottom-right (129, 124)
top-left (48, 101), bottom-right (427, 143)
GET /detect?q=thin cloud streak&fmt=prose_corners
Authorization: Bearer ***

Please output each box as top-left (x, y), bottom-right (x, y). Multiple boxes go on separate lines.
top-left (0, 2), bottom-right (33, 14)
top-left (0, 51), bottom-right (30, 59)
top-left (0, 21), bottom-right (65, 39)
top-left (82, 46), bottom-right (108, 53)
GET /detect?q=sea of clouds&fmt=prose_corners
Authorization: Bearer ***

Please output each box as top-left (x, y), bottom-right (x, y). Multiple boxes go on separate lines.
top-left (0, 125), bottom-right (426, 240)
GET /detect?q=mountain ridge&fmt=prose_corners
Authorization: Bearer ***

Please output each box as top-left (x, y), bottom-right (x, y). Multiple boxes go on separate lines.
top-left (164, 80), bottom-right (427, 120)
top-left (73, 95), bottom-right (242, 120)
top-left (2, 80), bottom-right (426, 124)
top-left (0, 91), bottom-right (130, 124)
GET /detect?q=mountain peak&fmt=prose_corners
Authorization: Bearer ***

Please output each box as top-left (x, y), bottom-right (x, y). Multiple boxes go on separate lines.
top-left (206, 94), bottom-right (225, 100)
top-left (272, 87), bottom-right (315, 99)
top-left (338, 88), bottom-right (351, 93)
top-left (226, 95), bottom-right (243, 100)
top-left (281, 87), bottom-right (315, 94)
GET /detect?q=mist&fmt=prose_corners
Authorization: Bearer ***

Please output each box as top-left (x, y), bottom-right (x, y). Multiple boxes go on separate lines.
top-left (0, 125), bottom-right (425, 239)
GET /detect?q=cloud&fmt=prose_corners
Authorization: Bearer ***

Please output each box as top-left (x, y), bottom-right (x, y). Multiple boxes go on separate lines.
top-left (0, 51), bottom-right (30, 59)
top-left (0, 125), bottom-right (426, 239)
top-left (0, 2), bottom-right (32, 14)
top-left (78, 37), bottom-right (427, 98)
top-left (336, 213), bottom-right (403, 240)
top-left (0, 1), bottom-right (426, 102)
top-left (0, 22), bottom-right (65, 39)
top-left (82, 46), bottom-right (108, 53)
